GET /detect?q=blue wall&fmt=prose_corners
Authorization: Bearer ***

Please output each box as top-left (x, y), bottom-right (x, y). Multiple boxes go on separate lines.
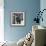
top-left (4, 0), bottom-right (40, 42)
top-left (40, 0), bottom-right (46, 27)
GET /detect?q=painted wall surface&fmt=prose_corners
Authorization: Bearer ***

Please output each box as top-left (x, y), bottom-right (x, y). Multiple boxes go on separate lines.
top-left (4, 0), bottom-right (40, 42)
top-left (40, 0), bottom-right (46, 27)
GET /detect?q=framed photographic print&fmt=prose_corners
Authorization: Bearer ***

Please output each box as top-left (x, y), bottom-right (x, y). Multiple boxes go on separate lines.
top-left (11, 12), bottom-right (25, 26)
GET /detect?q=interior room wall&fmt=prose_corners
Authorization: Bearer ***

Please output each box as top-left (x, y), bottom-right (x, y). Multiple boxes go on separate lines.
top-left (40, 0), bottom-right (46, 27)
top-left (4, 0), bottom-right (40, 42)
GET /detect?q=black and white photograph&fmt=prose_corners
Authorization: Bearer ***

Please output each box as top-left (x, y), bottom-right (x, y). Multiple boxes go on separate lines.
top-left (11, 12), bottom-right (25, 26)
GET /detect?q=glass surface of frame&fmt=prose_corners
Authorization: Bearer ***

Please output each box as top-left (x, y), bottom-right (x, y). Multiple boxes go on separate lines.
top-left (11, 12), bottom-right (25, 26)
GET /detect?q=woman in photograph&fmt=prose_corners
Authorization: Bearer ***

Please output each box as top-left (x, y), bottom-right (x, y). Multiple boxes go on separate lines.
top-left (16, 15), bottom-right (21, 24)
